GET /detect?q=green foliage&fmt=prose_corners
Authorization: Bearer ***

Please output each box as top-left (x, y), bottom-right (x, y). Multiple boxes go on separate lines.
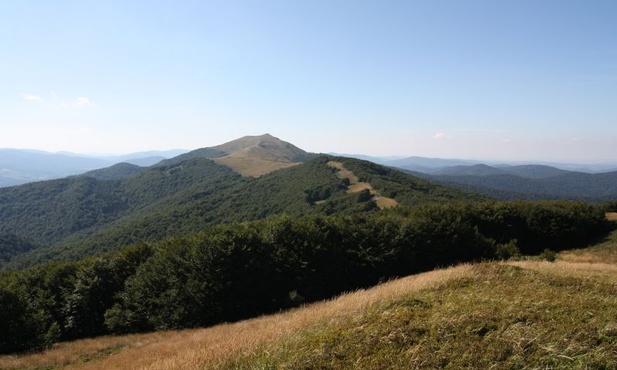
top-left (0, 286), bottom-right (46, 353)
top-left (0, 243), bottom-right (154, 353)
top-left (539, 249), bottom-right (557, 262)
top-left (470, 200), bottom-right (612, 254)
top-left (494, 239), bottom-right (521, 260)
top-left (0, 233), bottom-right (38, 267)
top-left (83, 162), bottom-right (146, 180)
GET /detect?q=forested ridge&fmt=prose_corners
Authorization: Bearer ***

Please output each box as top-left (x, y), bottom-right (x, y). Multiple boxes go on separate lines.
top-left (0, 200), bottom-right (613, 353)
top-left (0, 156), bottom-right (480, 269)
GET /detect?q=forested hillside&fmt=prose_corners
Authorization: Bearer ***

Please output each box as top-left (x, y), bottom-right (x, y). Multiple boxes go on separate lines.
top-left (0, 234), bottom-right (37, 264)
top-left (0, 201), bottom-right (612, 353)
top-left (0, 154), bottom-right (479, 269)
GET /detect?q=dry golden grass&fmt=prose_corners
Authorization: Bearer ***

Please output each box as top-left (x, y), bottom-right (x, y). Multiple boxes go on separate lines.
top-left (347, 182), bottom-right (373, 193)
top-left (607, 212), bottom-right (617, 222)
top-left (557, 230), bottom-right (617, 265)
top-left (374, 196), bottom-right (399, 209)
top-left (213, 156), bottom-right (300, 177)
top-left (0, 265), bottom-right (473, 370)
top-left (232, 261), bottom-right (617, 369)
top-left (508, 260), bottom-right (617, 281)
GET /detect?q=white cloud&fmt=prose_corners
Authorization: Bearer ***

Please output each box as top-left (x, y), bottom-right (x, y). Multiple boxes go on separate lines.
top-left (433, 131), bottom-right (447, 140)
top-left (75, 96), bottom-right (96, 107)
top-left (21, 93), bottom-right (42, 101)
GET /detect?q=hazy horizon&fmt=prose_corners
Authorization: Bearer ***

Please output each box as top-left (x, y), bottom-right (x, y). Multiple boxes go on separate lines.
top-left (2, 137), bottom-right (617, 167)
top-left (2, 1), bottom-right (616, 163)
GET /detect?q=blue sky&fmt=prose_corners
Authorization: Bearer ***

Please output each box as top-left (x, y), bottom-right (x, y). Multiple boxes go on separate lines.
top-left (1, 1), bottom-right (616, 163)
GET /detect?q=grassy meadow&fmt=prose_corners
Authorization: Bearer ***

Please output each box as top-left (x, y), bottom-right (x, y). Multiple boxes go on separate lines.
top-left (3, 228), bottom-right (617, 369)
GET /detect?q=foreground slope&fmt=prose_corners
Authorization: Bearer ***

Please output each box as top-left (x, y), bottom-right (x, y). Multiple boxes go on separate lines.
top-left (3, 230), bottom-right (617, 370)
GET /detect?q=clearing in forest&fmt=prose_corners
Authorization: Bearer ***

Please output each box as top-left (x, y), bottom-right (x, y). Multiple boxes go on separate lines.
top-left (327, 161), bottom-right (398, 209)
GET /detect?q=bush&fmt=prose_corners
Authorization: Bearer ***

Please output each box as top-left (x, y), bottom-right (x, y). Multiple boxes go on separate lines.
top-left (494, 240), bottom-right (521, 260)
top-left (539, 249), bottom-right (557, 262)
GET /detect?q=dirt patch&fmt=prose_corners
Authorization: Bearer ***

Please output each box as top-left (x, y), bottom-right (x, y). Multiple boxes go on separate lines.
top-left (348, 183), bottom-right (374, 193)
top-left (375, 196), bottom-right (398, 209)
top-left (607, 212), bottom-right (617, 222)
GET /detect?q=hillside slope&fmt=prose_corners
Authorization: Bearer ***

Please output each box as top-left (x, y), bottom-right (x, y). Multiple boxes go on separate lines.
top-left (3, 230), bottom-right (617, 369)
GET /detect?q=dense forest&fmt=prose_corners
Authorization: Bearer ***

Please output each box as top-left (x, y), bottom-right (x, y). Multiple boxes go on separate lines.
top-left (1, 200), bottom-right (613, 354)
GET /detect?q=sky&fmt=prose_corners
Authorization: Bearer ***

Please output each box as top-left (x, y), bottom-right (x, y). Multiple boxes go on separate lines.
top-left (1, 0), bottom-right (616, 163)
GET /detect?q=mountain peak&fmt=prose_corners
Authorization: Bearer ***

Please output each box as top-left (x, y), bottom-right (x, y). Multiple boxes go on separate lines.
top-left (209, 134), bottom-right (314, 177)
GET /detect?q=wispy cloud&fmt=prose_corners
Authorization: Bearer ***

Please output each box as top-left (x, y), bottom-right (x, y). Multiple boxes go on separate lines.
top-left (433, 131), bottom-right (449, 140)
top-left (20, 93), bottom-right (97, 108)
top-left (75, 96), bottom-right (96, 107)
top-left (21, 93), bottom-right (42, 101)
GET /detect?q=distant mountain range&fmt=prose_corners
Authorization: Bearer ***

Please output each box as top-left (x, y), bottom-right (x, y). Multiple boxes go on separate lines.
top-left (0, 148), bottom-right (188, 187)
top-left (332, 154), bottom-right (617, 174)
top-left (404, 164), bottom-right (617, 202)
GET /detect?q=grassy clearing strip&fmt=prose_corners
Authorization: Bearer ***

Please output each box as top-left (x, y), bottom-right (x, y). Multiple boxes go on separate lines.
top-left (223, 263), bottom-right (617, 369)
top-left (328, 161), bottom-right (398, 209)
top-left (0, 266), bottom-right (473, 370)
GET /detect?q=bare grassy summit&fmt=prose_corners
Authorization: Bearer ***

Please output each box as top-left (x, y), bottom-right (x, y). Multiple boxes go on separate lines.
top-left (211, 134), bottom-right (313, 177)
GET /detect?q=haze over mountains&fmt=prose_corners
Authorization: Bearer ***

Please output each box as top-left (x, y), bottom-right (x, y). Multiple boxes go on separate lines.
top-left (3, 147), bottom-right (616, 189)
top-left (0, 148), bottom-right (188, 187)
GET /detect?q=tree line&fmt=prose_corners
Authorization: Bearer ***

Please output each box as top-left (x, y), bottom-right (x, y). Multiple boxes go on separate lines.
top-left (1, 200), bottom-right (613, 354)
